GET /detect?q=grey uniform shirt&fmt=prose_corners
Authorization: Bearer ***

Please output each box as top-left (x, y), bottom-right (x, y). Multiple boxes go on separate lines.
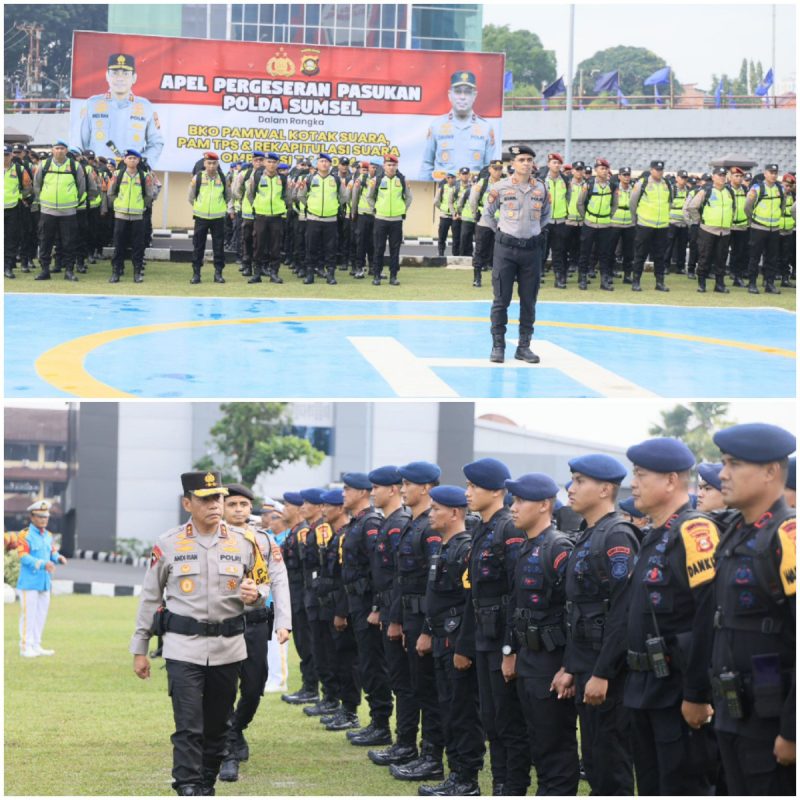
top-left (480, 176), bottom-right (551, 238)
top-left (129, 519), bottom-right (264, 667)
top-left (251, 527), bottom-right (292, 633)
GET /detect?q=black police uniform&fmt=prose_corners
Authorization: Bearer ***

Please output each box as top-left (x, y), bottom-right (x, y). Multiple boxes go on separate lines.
top-left (507, 526), bottom-right (580, 795)
top-left (282, 521), bottom-right (319, 698)
top-left (563, 512), bottom-right (639, 795)
top-left (624, 502), bottom-right (720, 795)
top-left (455, 508), bottom-right (530, 795)
top-left (424, 531), bottom-right (485, 789)
top-left (710, 497), bottom-right (796, 795)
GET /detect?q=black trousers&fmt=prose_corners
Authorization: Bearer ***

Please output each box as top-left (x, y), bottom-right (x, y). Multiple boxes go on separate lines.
top-left (192, 217), bottom-right (225, 272)
top-left (228, 617), bottom-right (272, 742)
top-left (688, 224), bottom-right (699, 267)
top-left (628, 706), bottom-right (714, 796)
top-left (39, 213), bottom-right (77, 271)
top-left (373, 218), bottom-right (403, 277)
top-left (305, 219), bottom-right (338, 276)
top-left (437, 216), bottom-right (454, 256)
top-left (403, 613), bottom-right (444, 749)
top-left (451, 218), bottom-right (463, 256)
top-left (240, 219), bottom-right (255, 268)
top-left (351, 608), bottom-right (393, 725)
top-left (729, 228), bottom-right (750, 278)
top-left (86, 207), bottom-right (102, 256)
top-left (473, 224), bottom-right (495, 271)
top-left (564, 225), bottom-right (581, 269)
top-left (354, 214), bottom-right (375, 272)
top-left (717, 730), bottom-right (795, 796)
top-left (74, 209), bottom-right (90, 263)
top-left (608, 226), bottom-right (635, 276)
top-left (666, 224), bottom-right (689, 271)
top-left (574, 674), bottom-right (633, 795)
top-left (779, 232), bottom-right (795, 278)
top-left (475, 650), bottom-right (530, 794)
top-left (748, 227), bottom-right (781, 280)
top-left (165, 658), bottom-right (241, 791)
top-left (578, 225), bottom-right (612, 278)
top-left (111, 217), bottom-right (145, 274)
top-left (490, 238), bottom-right (543, 340)
top-left (331, 618), bottom-right (361, 712)
top-left (309, 615), bottom-right (339, 701)
top-left (337, 216), bottom-right (353, 266)
top-left (697, 229), bottom-right (731, 279)
top-left (253, 215), bottom-right (284, 273)
top-left (459, 220), bottom-right (476, 258)
top-left (434, 644), bottom-right (485, 780)
top-left (547, 222), bottom-right (567, 279)
top-left (283, 210), bottom-right (295, 262)
top-left (4, 206), bottom-right (21, 270)
top-left (381, 621), bottom-right (419, 745)
top-left (290, 600), bottom-right (318, 692)
top-left (20, 204), bottom-right (38, 262)
top-left (633, 225), bottom-right (669, 281)
top-left (292, 217), bottom-right (306, 271)
top-left (517, 675), bottom-right (579, 796)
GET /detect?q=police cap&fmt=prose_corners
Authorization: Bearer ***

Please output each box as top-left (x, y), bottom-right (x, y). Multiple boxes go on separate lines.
top-left (3, 145), bottom-right (10, 155)
top-left (252, 151), bottom-right (266, 159)
top-left (321, 488), bottom-right (344, 506)
top-left (108, 53), bottom-right (136, 71)
top-left (125, 149), bottom-right (142, 159)
top-left (618, 167), bottom-right (631, 176)
top-left (787, 457), bottom-right (796, 491)
top-left (204, 151), bottom-right (219, 161)
top-left (299, 487), bottom-right (327, 505)
top-left (700, 172), bottom-right (711, 182)
top-left (317, 153), bottom-right (332, 162)
top-left (342, 472), bottom-right (372, 490)
top-left (463, 457), bottom-right (511, 490)
top-left (595, 158), bottom-right (610, 168)
top-left (384, 154), bottom-right (399, 164)
top-left (744, 172), bottom-right (752, 181)
top-left (489, 160), bottom-right (503, 168)
top-left (54, 139), bottom-right (69, 149)
top-left (697, 462), bottom-right (723, 491)
top-left (572, 160), bottom-right (586, 170)
top-left (676, 170), bottom-right (689, 178)
top-left (619, 496), bottom-right (647, 519)
top-left (729, 166), bottom-right (744, 175)
top-left (446, 172), bottom-right (456, 178)
top-left (713, 423), bottom-right (796, 463)
top-left (181, 471), bottom-right (229, 497)
top-left (765, 163), bottom-right (779, 172)
top-left (548, 152), bottom-right (564, 163)
top-left (399, 461), bottom-right (441, 485)
top-left (459, 167), bottom-right (470, 175)
top-left (509, 145), bottom-right (535, 158)
top-left (339, 157), bottom-right (350, 165)
top-left (712, 166), bottom-right (727, 176)
top-left (225, 483), bottom-right (255, 502)
top-left (282, 491), bottom-right (305, 507)
top-left (83, 149), bottom-right (96, 159)
top-left (11, 143), bottom-right (24, 153)
top-left (585, 166), bottom-right (593, 175)
top-left (265, 152), bottom-right (279, 161)
top-left (505, 473), bottom-right (559, 501)
top-left (430, 485), bottom-right (468, 508)
top-left (626, 438), bottom-right (696, 473)
top-left (568, 454), bottom-right (627, 484)
top-left (368, 466), bottom-right (403, 486)
top-left (650, 160), bottom-right (666, 170)
top-left (783, 173), bottom-right (796, 184)
top-left (451, 70), bottom-right (477, 88)
top-left (27, 500), bottom-right (51, 514)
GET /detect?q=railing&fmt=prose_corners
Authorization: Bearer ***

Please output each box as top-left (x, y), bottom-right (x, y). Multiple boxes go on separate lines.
top-left (5, 97), bottom-right (69, 113)
top-left (503, 93), bottom-right (794, 111)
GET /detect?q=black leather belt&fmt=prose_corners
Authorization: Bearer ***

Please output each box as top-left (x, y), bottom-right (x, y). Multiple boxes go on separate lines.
top-left (164, 611), bottom-right (245, 637)
top-left (496, 231), bottom-right (539, 249)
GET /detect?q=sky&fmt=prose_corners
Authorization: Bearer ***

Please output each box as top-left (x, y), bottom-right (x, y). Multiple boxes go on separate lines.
top-left (483, 1), bottom-right (797, 91)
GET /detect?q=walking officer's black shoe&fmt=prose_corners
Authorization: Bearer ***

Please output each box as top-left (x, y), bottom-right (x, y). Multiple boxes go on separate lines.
top-left (418, 774), bottom-right (457, 796)
top-left (764, 280), bottom-right (781, 294)
top-left (190, 270), bottom-right (201, 284)
top-left (714, 277), bottom-right (729, 293)
top-left (697, 276), bottom-right (707, 293)
top-left (389, 275), bottom-right (400, 286)
top-left (514, 339), bottom-right (540, 364)
top-left (419, 773), bottom-right (481, 796)
top-left (491, 782), bottom-right (505, 795)
top-left (247, 268), bottom-right (262, 284)
top-left (218, 759), bottom-right (239, 782)
top-left (64, 269), bottom-right (78, 281)
top-left (732, 276), bottom-right (745, 288)
top-left (134, 271), bottom-right (144, 283)
top-left (176, 785), bottom-right (204, 796)
top-left (368, 742), bottom-right (418, 766)
top-left (282, 689), bottom-right (319, 705)
top-left (490, 335), bottom-right (505, 364)
top-left (655, 280), bottom-right (670, 292)
top-left (747, 281), bottom-right (760, 294)
top-left (213, 270), bottom-right (225, 284)
top-left (631, 278), bottom-right (642, 292)
top-left (269, 269), bottom-right (284, 284)
top-left (347, 721), bottom-right (375, 741)
top-left (109, 273), bottom-right (121, 283)
top-left (4, 267), bottom-right (15, 279)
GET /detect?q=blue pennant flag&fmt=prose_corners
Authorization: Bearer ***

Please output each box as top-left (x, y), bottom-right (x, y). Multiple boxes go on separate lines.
top-left (594, 70), bottom-right (620, 93)
top-left (617, 87), bottom-right (630, 107)
top-left (644, 66), bottom-right (670, 86)
top-left (503, 71), bottom-right (514, 92)
top-left (714, 78), bottom-right (723, 108)
top-left (542, 76), bottom-right (566, 99)
top-left (654, 84), bottom-right (664, 106)
top-left (754, 68), bottom-right (774, 96)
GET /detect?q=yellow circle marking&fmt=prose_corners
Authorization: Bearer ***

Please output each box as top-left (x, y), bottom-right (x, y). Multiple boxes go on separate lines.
top-left (179, 578), bottom-right (194, 593)
top-left (34, 314), bottom-right (795, 398)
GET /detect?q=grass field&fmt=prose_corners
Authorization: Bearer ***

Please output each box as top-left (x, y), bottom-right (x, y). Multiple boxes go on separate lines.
top-left (4, 595), bottom-right (591, 796)
top-left (4, 261), bottom-right (795, 310)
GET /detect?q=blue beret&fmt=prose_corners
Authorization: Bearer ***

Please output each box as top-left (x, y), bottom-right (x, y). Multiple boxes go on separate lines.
top-left (265, 152), bottom-right (279, 161)
top-left (788, 457), bottom-right (796, 491)
top-left (463, 457), bottom-right (511, 490)
top-left (399, 461), bottom-right (441, 485)
top-left (368, 465), bottom-right (403, 486)
top-left (504, 491), bottom-right (513, 507)
top-left (619, 496), bottom-right (647, 519)
top-left (568, 454), bottom-right (627, 483)
top-left (252, 151), bottom-right (266, 158)
top-left (697, 462), bottom-right (723, 491)
top-left (321, 488), bottom-right (343, 506)
top-left (430, 485), bottom-right (468, 508)
top-left (282, 491), bottom-right (304, 507)
top-left (565, 480), bottom-right (573, 491)
top-left (125, 149), bottom-right (142, 159)
top-left (342, 472), bottom-right (372, 490)
top-left (713, 423), bottom-right (796, 464)
top-left (317, 152), bottom-right (332, 162)
top-left (504, 473), bottom-right (559, 501)
top-left (68, 146), bottom-right (81, 156)
top-left (626, 438), bottom-right (695, 473)
top-left (54, 140), bottom-right (69, 148)
top-left (299, 487), bottom-right (327, 505)
top-left (278, 162), bottom-right (290, 169)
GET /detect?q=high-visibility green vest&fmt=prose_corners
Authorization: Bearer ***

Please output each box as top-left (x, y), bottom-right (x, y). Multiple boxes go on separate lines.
top-left (636, 179), bottom-right (670, 229)
top-left (546, 174), bottom-right (568, 220)
top-left (193, 172), bottom-right (227, 219)
top-left (374, 175), bottom-right (406, 218)
top-left (730, 184), bottom-right (748, 228)
top-left (459, 185), bottom-right (475, 221)
top-left (752, 183), bottom-right (782, 229)
top-left (438, 184), bottom-right (455, 214)
top-left (84, 164), bottom-right (102, 209)
top-left (357, 177), bottom-right (372, 214)
top-left (566, 180), bottom-right (584, 222)
top-left (669, 187), bottom-right (687, 223)
top-left (39, 159), bottom-right (79, 212)
top-left (780, 194), bottom-right (795, 232)
top-left (5, 165), bottom-right (21, 209)
top-left (584, 181), bottom-right (612, 225)
top-left (611, 185), bottom-right (632, 225)
top-left (306, 174), bottom-right (339, 217)
top-left (113, 170), bottom-right (145, 215)
top-left (252, 173), bottom-right (286, 217)
top-left (701, 187), bottom-right (733, 229)
top-left (240, 169), bottom-right (255, 219)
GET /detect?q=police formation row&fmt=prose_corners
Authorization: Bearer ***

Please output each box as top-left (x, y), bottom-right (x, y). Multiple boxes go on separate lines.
top-left (130, 423), bottom-right (796, 796)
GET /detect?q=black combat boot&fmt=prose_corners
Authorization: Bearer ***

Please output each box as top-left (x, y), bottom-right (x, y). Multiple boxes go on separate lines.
top-left (325, 710), bottom-right (360, 731)
top-left (697, 275), bottom-right (707, 293)
top-left (190, 267), bottom-right (201, 285)
top-left (218, 759), bottom-right (239, 783)
top-left (368, 741), bottom-right (419, 766)
top-left (554, 272), bottom-right (566, 289)
top-left (655, 278), bottom-right (670, 291)
top-left (247, 266), bottom-right (262, 283)
top-left (64, 268), bottom-right (78, 281)
top-left (764, 279), bottom-right (781, 294)
top-left (389, 742), bottom-right (444, 782)
top-left (282, 688), bottom-right (319, 705)
top-left (600, 275), bottom-right (614, 291)
top-left (490, 334), bottom-right (505, 363)
top-left (515, 336), bottom-right (540, 364)
top-left (389, 272), bottom-right (400, 286)
top-left (349, 723), bottom-right (392, 747)
top-left (326, 269), bottom-right (337, 285)
top-left (578, 270), bottom-right (588, 290)
top-left (134, 269), bottom-right (144, 283)
top-left (303, 698), bottom-right (339, 717)
top-left (213, 269), bottom-right (225, 284)
top-left (269, 267), bottom-right (284, 284)
top-left (714, 276), bottom-right (729, 293)
top-left (472, 267), bottom-right (481, 287)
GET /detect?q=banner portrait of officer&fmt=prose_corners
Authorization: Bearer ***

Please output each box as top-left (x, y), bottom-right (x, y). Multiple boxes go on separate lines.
top-left (421, 70), bottom-right (499, 182)
top-left (79, 53), bottom-right (164, 167)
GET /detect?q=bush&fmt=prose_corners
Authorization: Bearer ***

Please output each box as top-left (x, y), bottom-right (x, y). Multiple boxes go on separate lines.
top-left (5, 550), bottom-right (20, 587)
top-left (115, 537), bottom-right (151, 560)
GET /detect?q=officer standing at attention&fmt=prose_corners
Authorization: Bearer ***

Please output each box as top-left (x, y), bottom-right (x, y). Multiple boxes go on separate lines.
top-left (665, 170), bottom-right (690, 275)
top-left (543, 153), bottom-right (569, 289)
top-left (563, 161), bottom-right (586, 278)
top-left (455, 166), bottom-right (477, 258)
top-left (705, 423), bottom-right (796, 795)
top-left (778, 173), bottom-right (795, 288)
top-left (623, 438), bottom-right (721, 795)
top-left (349, 161), bottom-right (376, 279)
top-left (129, 472), bottom-right (264, 796)
top-left (434, 173), bottom-right (458, 257)
top-left (469, 160), bottom-right (505, 288)
top-left (745, 163), bottom-right (785, 294)
top-left (728, 167), bottom-right (750, 288)
top-left (416, 485), bottom-right (485, 797)
top-left (369, 154), bottom-right (412, 286)
top-left (4, 144), bottom-right (33, 279)
top-left (219, 484), bottom-right (291, 783)
top-left (457, 458), bottom-right (530, 797)
top-left (188, 152), bottom-right (232, 285)
top-left (608, 167), bottom-right (636, 284)
top-left (629, 159), bottom-right (673, 292)
top-left (503, 473), bottom-right (580, 796)
top-left (480, 144), bottom-right (551, 365)
top-left (576, 158), bottom-right (614, 291)
top-left (451, 166), bottom-right (470, 256)
top-left (80, 53), bottom-right (164, 166)
top-left (232, 151), bottom-right (264, 280)
top-left (246, 152), bottom-right (288, 284)
top-left (560, 455), bottom-right (639, 795)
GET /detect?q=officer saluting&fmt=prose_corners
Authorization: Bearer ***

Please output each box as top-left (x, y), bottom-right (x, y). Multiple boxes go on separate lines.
top-left (129, 471), bottom-right (265, 796)
top-left (80, 53), bottom-right (164, 166)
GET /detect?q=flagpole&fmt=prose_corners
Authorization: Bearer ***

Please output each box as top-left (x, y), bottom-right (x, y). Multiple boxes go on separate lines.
top-left (669, 67), bottom-right (674, 108)
top-left (771, 3), bottom-right (776, 107)
top-left (565, 3), bottom-right (575, 161)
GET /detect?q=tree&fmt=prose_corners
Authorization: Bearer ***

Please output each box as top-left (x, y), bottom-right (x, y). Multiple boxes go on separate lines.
top-left (194, 403), bottom-right (325, 488)
top-left (648, 403), bottom-right (735, 462)
top-left (482, 24), bottom-right (556, 90)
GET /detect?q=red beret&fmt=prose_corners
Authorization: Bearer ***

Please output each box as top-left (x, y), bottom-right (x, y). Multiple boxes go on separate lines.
top-left (783, 173), bottom-right (795, 183)
top-left (729, 167), bottom-right (744, 175)
top-left (563, 163), bottom-right (573, 170)
top-left (204, 152), bottom-right (219, 160)
top-left (384, 154), bottom-right (398, 163)
top-left (360, 161), bottom-right (370, 168)
top-left (548, 152), bottom-right (564, 163)
top-left (595, 158), bottom-right (610, 168)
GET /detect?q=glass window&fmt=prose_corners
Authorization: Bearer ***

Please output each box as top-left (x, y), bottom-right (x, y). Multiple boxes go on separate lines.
top-left (210, 4), bottom-right (227, 37)
top-left (319, 27), bottom-right (333, 45)
top-left (44, 445), bottom-right (66, 462)
top-left (366, 29), bottom-right (380, 46)
top-left (45, 482), bottom-right (66, 497)
top-left (381, 30), bottom-right (393, 48)
top-left (349, 27), bottom-right (365, 47)
top-left (5, 443), bottom-right (39, 461)
top-left (260, 4), bottom-right (274, 23)
top-left (335, 27), bottom-right (349, 46)
top-left (243, 24), bottom-right (258, 40)
top-left (244, 4), bottom-right (258, 22)
top-left (306, 4), bottom-right (320, 25)
top-left (232, 4), bottom-right (243, 23)
top-left (304, 27), bottom-right (319, 44)
top-left (259, 25), bottom-right (274, 41)
top-left (351, 3), bottom-right (365, 27)
top-left (397, 4), bottom-right (407, 28)
top-left (231, 22), bottom-right (243, 39)
top-left (396, 31), bottom-right (406, 48)
top-left (275, 3), bottom-right (289, 24)
top-left (365, 4), bottom-right (381, 28)
top-left (320, 4), bottom-right (337, 28)
top-left (381, 4), bottom-right (396, 28)
top-left (182, 4), bottom-right (208, 38)
top-left (290, 26), bottom-right (304, 42)
top-left (336, 4), bottom-right (351, 27)
top-left (4, 480), bottom-right (39, 494)
top-left (273, 24), bottom-right (285, 42)
top-left (290, 4), bottom-right (304, 24)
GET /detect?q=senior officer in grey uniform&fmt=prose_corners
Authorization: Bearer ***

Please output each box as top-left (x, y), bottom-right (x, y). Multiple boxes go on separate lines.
top-left (480, 144), bottom-right (551, 365)
top-left (80, 53), bottom-right (165, 166)
top-left (130, 471), bottom-right (266, 796)
top-left (421, 71), bottom-right (498, 182)
top-left (219, 483), bottom-right (292, 784)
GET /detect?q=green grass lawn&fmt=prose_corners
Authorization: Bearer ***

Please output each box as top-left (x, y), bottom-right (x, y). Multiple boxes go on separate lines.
top-left (5, 595), bottom-right (591, 796)
top-left (5, 261), bottom-right (795, 309)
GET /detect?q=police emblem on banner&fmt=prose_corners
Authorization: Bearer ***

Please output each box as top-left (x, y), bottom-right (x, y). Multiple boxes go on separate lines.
top-left (301, 49), bottom-right (320, 76)
top-left (267, 48), bottom-right (296, 78)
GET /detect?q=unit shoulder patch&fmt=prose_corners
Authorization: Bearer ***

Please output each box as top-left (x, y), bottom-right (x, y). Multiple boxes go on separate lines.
top-left (777, 518), bottom-right (796, 596)
top-left (681, 517), bottom-right (719, 588)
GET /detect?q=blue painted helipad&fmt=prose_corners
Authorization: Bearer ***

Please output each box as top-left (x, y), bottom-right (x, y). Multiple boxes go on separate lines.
top-left (4, 295), bottom-right (795, 398)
